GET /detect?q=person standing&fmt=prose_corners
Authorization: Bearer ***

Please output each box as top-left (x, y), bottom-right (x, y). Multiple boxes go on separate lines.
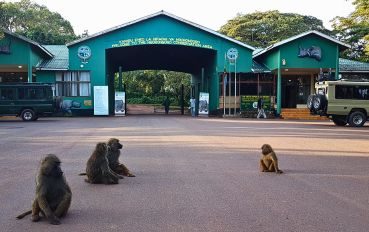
top-left (190, 97), bottom-right (196, 117)
top-left (163, 96), bottom-right (170, 114)
top-left (257, 97), bottom-right (267, 119)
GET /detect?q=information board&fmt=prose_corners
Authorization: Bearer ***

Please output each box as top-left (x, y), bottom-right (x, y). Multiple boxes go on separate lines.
top-left (114, 91), bottom-right (125, 115)
top-left (94, 86), bottom-right (109, 115)
top-left (199, 92), bottom-right (209, 115)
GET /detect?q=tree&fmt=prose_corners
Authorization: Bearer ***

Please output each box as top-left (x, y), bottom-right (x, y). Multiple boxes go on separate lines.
top-left (331, 0), bottom-right (369, 62)
top-left (0, 0), bottom-right (77, 44)
top-left (162, 71), bottom-right (191, 106)
top-left (219, 10), bottom-right (331, 48)
top-left (114, 70), bottom-right (191, 105)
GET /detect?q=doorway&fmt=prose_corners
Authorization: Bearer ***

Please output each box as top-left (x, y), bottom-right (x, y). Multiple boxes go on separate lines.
top-left (282, 75), bottom-right (311, 108)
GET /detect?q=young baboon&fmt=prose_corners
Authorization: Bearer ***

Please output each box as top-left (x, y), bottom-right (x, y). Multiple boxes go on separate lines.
top-left (107, 138), bottom-right (135, 177)
top-left (84, 142), bottom-right (122, 184)
top-left (16, 154), bottom-right (72, 225)
top-left (260, 144), bottom-right (283, 174)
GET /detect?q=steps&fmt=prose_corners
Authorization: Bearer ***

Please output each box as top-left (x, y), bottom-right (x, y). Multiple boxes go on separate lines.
top-left (280, 108), bottom-right (328, 120)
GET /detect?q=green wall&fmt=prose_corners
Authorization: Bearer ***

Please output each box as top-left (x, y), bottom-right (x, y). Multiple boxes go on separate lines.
top-left (36, 71), bottom-right (55, 83)
top-left (280, 34), bottom-right (338, 69)
top-left (0, 34), bottom-right (30, 65)
top-left (0, 33), bottom-right (48, 82)
top-left (258, 34), bottom-right (340, 70)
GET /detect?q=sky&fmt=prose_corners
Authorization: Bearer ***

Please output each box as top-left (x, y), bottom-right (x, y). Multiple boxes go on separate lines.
top-left (5, 0), bottom-right (356, 35)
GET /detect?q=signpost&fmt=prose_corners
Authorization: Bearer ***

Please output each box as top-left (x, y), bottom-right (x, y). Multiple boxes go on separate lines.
top-left (226, 48), bottom-right (238, 116)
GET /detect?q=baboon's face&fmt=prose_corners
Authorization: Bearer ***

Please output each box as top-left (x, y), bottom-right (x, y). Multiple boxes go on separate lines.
top-left (108, 138), bottom-right (123, 150)
top-left (41, 154), bottom-right (63, 177)
top-left (96, 142), bottom-right (107, 154)
top-left (261, 144), bottom-right (273, 155)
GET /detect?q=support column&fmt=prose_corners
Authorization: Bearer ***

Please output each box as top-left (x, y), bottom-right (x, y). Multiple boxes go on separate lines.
top-left (201, 68), bottom-right (204, 92)
top-left (181, 84), bottom-right (184, 115)
top-left (118, 66), bottom-right (123, 91)
top-left (276, 52), bottom-right (282, 116)
top-left (27, 65), bottom-right (32, 82)
top-left (277, 68), bottom-right (282, 116)
top-left (335, 46), bottom-right (339, 80)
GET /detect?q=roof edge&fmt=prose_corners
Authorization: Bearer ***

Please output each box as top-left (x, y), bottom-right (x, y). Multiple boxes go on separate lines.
top-left (36, 68), bottom-right (68, 71)
top-left (253, 30), bottom-right (350, 58)
top-left (2, 28), bottom-right (53, 58)
top-left (66, 11), bottom-right (255, 51)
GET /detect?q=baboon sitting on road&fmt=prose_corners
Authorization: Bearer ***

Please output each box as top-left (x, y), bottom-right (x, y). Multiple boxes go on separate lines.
top-left (16, 154), bottom-right (72, 225)
top-left (107, 138), bottom-right (135, 177)
top-left (84, 142), bottom-right (123, 184)
top-left (260, 144), bottom-right (283, 174)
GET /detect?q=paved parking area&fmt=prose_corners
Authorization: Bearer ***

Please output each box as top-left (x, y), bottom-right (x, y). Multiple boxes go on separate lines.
top-left (1, 115), bottom-right (369, 232)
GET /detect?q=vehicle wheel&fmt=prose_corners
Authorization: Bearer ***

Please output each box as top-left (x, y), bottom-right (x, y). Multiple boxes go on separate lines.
top-left (332, 116), bottom-right (347, 126)
top-left (307, 94), bottom-right (315, 110)
top-left (313, 94), bottom-right (326, 111)
top-left (348, 111), bottom-right (366, 127)
top-left (21, 109), bottom-right (35, 122)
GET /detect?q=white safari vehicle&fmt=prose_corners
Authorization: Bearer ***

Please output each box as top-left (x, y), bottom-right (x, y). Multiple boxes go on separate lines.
top-left (307, 80), bottom-right (369, 127)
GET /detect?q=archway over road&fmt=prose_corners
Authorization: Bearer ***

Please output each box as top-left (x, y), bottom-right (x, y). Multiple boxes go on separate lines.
top-left (67, 11), bottom-right (255, 115)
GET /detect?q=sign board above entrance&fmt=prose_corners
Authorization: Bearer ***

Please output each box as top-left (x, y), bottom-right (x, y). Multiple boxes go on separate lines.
top-left (111, 37), bottom-right (213, 49)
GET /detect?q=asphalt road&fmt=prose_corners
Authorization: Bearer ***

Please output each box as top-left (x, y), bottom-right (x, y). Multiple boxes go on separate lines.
top-left (0, 115), bottom-right (368, 232)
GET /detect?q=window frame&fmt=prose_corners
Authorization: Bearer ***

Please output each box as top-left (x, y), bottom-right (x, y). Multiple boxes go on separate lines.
top-left (56, 71), bottom-right (91, 97)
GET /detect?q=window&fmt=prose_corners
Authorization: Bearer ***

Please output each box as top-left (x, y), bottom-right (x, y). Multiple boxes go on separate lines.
top-left (0, 88), bottom-right (15, 100)
top-left (335, 85), bottom-right (369, 100)
top-left (56, 71), bottom-right (91, 97)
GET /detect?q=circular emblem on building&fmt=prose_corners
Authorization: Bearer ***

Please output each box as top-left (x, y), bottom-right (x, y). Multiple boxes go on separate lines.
top-left (77, 46), bottom-right (92, 60)
top-left (226, 48), bottom-right (238, 60)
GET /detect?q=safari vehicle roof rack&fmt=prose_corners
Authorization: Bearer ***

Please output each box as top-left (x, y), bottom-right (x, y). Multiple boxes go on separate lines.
top-left (339, 78), bottom-right (369, 82)
top-left (0, 82), bottom-right (53, 86)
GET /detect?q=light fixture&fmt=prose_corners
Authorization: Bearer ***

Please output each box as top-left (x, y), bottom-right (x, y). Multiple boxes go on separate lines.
top-left (18, 65), bottom-right (22, 69)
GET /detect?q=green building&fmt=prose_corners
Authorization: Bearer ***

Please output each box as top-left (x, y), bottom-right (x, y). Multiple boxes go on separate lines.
top-left (1, 11), bottom-right (369, 117)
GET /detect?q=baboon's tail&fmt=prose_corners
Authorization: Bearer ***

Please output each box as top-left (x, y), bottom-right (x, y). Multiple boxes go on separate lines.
top-left (16, 210), bottom-right (32, 219)
top-left (79, 172), bottom-right (87, 176)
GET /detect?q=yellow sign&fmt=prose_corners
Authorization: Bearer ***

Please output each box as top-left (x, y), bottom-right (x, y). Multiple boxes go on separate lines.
top-left (84, 100), bottom-right (92, 106)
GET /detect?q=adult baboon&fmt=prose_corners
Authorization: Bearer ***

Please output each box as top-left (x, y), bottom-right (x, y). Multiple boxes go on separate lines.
top-left (260, 144), bottom-right (283, 174)
top-left (107, 138), bottom-right (135, 177)
top-left (16, 154), bottom-right (72, 225)
top-left (84, 142), bottom-right (122, 184)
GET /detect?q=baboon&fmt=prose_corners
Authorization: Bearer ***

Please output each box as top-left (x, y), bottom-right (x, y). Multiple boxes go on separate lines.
top-left (16, 154), bottom-right (72, 225)
top-left (260, 144), bottom-right (283, 174)
top-left (107, 138), bottom-right (135, 177)
top-left (84, 142), bottom-right (123, 184)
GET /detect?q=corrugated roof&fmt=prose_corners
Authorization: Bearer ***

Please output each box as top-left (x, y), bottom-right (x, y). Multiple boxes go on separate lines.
top-left (37, 45), bottom-right (69, 70)
top-left (253, 30), bottom-right (350, 58)
top-left (339, 58), bottom-right (369, 73)
top-left (251, 60), bottom-right (271, 73)
top-left (67, 11), bottom-right (255, 51)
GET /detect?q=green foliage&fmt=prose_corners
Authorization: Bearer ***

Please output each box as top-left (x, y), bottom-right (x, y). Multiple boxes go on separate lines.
top-left (219, 10), bottom-right (331, 48)
top-left (0, 0), bottom-right (77, 44)
top-left (331, 0), bottom-right (369, 62)
top-left (114, 70), bottom-right (191, 106)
